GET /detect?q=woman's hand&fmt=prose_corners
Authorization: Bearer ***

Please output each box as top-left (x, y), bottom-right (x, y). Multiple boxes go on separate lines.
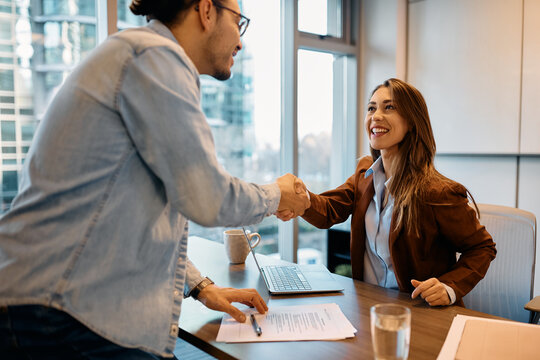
top-left (275, 177), bottom-right (310, 221)
top-left (410, 278), bottom-right (451, 306)
top-left (196, 284), bottom-right (268, 322)
top-left (276, 209), bottom-right (295, 221)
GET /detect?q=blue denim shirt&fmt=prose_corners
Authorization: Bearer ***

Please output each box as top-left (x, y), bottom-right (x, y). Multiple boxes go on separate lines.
top-left (0, 20), bottom-right (280, 356)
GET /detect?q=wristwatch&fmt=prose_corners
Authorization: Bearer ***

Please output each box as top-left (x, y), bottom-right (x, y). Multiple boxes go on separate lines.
top-left (190, 277), bottom-right (214, 300)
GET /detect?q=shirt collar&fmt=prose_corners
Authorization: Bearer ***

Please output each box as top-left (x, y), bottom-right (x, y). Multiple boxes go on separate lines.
top-left (147, 19), bottom-right (178, 44)
top-left (145, 19), bottom-right (201, 83)
top-left (365, 157), bottom-right (392, 188)
top-left (365, 156), bottom-right (384, 178)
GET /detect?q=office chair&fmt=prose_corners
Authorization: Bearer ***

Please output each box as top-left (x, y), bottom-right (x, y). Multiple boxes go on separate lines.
top-left (462, 204), bottom-right (538, 323)
top-left (524, 296), bottom-right (540, 324)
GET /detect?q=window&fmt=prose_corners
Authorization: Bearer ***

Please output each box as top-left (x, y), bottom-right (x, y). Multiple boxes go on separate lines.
top-left (0, 1), bottom-right (359, 264)
top-left (0, 69), bottom-right (14, 91)
top-left (0, 1), bottom-right (99, 210)
top-left (0, 5), bottom-right (12, 14)
top-left (42, 0), bottom-right (95, 16)
top-left (42, 21), bottom-right (96, 66)
top-left (0, 18), bottom-right (11, 40)
top-left (298, 0), bottom-right (343, 38)
top-left (297, 50), bottom-right (334, 263)
top-left (1, 121), bottom-right (16, 141)
top-left (117, 0), bottom-right (145, 29)
top-left (20, 122), bottom-right (36, 141)
top-left (0, 44), bottom-right (13, 52)
top-left (282, 0), bottom-right (357, 263)
top-left (2, 170), bottom-right (17, 192)
top-left (19, 108), bottom-right (33, 116)
top-left (0, 56), bottom-right (13, 64)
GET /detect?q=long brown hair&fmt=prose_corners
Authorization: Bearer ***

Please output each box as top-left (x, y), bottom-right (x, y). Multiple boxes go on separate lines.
top-left (369, 78), bottom-right (478, 235)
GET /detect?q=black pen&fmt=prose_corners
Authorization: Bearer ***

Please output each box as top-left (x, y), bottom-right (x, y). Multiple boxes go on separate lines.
top-left (250, 314), bottom-right (262, 336)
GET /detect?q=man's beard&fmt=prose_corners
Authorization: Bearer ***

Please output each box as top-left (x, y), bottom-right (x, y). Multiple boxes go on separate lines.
top-left (206, 30), bottom-right (233, 81)
top-left (212, 68), bottom-right (231, 81)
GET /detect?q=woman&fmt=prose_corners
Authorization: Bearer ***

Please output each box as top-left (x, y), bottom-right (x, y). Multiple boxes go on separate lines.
top-left (279, 78), bottom-right (496, 306)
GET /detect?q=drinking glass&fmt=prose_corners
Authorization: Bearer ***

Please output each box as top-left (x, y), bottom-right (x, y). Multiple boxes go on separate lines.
top-left (370, 303), bottom-right (411, 360)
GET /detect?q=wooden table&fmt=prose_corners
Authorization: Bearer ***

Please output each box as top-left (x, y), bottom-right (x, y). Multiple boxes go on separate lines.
top-left (179, 237), bottom-right (500, 360)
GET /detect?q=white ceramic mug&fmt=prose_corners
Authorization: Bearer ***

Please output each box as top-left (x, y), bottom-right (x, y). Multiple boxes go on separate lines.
top-left (223, 229), bottom-right (261, 264)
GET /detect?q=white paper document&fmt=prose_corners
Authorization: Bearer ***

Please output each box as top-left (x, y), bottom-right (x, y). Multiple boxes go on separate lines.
top-left (216, 303), bottom-right (357, 342)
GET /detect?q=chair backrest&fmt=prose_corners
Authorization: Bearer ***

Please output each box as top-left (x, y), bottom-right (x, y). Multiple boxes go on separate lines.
top-left (463, 204), bottom-right (537, 322)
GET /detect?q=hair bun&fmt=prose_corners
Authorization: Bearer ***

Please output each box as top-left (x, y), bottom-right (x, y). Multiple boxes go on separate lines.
top-left (129, 0), bottom-right (192, 23)
top-left (129, 0), bottom-right (153, 16)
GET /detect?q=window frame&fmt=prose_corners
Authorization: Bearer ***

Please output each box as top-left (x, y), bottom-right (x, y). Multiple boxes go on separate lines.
top-left (280, 0), bottom-right (359, 262)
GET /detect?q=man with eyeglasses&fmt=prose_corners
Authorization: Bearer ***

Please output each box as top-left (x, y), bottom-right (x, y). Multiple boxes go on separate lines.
top-left (0, 1), bottom-right (309, 359)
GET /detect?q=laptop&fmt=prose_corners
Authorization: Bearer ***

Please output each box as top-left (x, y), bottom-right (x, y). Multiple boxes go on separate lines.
top-left (242, 227), bottom-right (344, 295)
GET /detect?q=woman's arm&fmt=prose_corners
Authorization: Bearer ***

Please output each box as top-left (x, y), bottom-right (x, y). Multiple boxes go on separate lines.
top-left (300, 156), bottom-right (373, 229)
top-left (301, 183), bottom-right (356, 229)
top-left (431, 186), bottom-right (497, 302)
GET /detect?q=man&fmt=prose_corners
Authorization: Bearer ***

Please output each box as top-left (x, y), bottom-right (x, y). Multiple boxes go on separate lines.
top-left (0, 0), bottom-right (309, 358)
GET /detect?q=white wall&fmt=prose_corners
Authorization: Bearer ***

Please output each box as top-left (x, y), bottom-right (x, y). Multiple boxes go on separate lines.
top-left (518, 158), bottom-right (540, 296)
top-left (406, 0), bottom-right (540, 297)
top-left (359, 0), bottom-right (401, 155)
top-left (521, 0), bottom-right (540, 153)
top-left (408, 0), bottom-right (522, 154)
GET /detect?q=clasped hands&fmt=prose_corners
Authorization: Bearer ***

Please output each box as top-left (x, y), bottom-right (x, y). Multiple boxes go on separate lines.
top-left (275, 173), bottom-right (310, 221)
top-left (192, 174), bottom-right (310, 322)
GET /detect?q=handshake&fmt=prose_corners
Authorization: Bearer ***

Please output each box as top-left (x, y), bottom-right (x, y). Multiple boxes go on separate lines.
top-left (275, 174), bottom-right (311, 222)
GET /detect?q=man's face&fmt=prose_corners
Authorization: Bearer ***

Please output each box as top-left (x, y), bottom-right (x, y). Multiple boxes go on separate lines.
top-left (205, 0), bottom-right (243, 80)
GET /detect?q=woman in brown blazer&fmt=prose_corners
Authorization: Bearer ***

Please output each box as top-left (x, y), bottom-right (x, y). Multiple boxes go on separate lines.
top-left (279, 78), bottom-right (496, 307)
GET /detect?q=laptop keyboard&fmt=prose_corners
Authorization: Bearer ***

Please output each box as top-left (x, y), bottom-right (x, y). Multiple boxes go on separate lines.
top-left (266, 265), bottom-right (312, 291)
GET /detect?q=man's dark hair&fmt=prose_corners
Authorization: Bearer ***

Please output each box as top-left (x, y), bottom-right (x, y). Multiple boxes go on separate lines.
top-left (130, 0), bottom-right (225, 25)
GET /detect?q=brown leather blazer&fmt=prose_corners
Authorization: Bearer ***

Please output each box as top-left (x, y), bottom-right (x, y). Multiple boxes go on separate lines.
top-left (302, 156), bottom-right (496, 305)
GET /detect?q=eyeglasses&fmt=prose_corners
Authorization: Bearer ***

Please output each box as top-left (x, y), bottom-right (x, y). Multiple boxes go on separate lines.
top-left (211, 1), bottom-right (250, 36)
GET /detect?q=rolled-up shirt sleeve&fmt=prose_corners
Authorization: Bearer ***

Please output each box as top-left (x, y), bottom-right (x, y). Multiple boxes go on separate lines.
top-left (442, 283), bottom-right (456, 305)
top-left (183, 257), bottom-right (205, 297)
top-left (117, 45), bottom-right (280, 227)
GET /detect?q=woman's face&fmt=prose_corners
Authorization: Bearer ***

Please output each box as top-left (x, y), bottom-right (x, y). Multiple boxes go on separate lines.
top-left (365, 86), bottom-right (409, 156)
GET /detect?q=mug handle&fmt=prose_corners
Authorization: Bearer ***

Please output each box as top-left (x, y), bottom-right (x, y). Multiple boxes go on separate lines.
top-left (248, 233), bottom-right (261, 248)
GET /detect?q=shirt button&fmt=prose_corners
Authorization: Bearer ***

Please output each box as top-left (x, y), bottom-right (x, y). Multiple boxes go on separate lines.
top-left (170, 324), bottom-right (179, 337)
top-left (174, 290), bottom-right (180, 297)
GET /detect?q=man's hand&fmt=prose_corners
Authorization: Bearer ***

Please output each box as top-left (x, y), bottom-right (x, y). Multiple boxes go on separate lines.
top-left (411, 278), bottom-right (451, 306)
top-left (276, 209), bottom-right (295, 221)
top-left (196, 284), bottom-right (268, 322)
top-left (276, 174), bottom-right (310, 217)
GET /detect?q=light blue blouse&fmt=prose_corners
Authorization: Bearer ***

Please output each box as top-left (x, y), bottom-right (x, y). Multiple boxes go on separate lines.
top-left (363, 157), bottom-right (399, 289)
